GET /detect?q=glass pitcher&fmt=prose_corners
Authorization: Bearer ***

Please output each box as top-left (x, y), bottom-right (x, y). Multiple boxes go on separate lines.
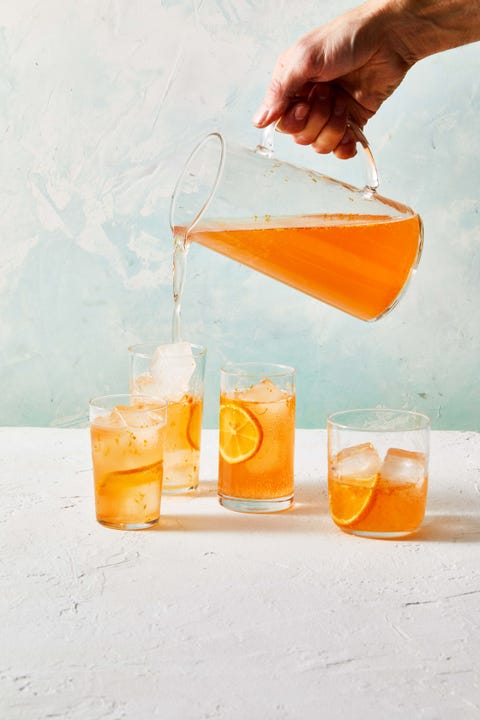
top-left (170, 123), bottom-right (423, 322)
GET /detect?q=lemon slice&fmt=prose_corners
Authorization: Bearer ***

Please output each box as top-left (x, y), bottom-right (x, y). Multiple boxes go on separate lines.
top-left (186, 400), bottom-right (202, 451)
top-left (329, 474), bottom-right (378, 527)
top-left (219, 403), bottom-right (263, 464)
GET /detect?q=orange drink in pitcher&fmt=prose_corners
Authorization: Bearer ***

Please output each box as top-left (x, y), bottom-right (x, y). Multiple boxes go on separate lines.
top-left (170, 126), bottom-right (423, 324)
top-left (183, 211), bottom-right (421, 322)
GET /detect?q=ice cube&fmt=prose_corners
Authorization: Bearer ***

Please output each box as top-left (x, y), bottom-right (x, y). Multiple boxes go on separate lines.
top-left (112, 406), bottom-right (165, 454)
top-left (113, 405), bottom-right (161, 429)
top-left (94, 407), bottom-right (148, 430)
top-left (149, 342), bottom-right (195, 402)
top-left (380, 447), bottom-right (426, 486)
top-left (333, 442), bottom-right (381, 481)
top-left (239, 378), bottom-right (286, 403)
top-left (131, 373), bottom-right (156, 396)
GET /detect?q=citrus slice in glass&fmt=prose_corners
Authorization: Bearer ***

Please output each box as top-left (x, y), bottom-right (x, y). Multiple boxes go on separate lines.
top-left (219, 403), bottom-right (263, 464)
top-left (329, 475), bottom-right (378, 527)
top-left (186, 399), bottom-right (202, 451)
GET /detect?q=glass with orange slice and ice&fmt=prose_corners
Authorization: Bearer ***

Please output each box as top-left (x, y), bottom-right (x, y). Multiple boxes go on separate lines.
top-left (89, 394), bottom-right (168, 530)
top-left (328, 409), bottom-right (430, 538)
top-left (218, 362), bottom-right (296, 513)
top-left (129, 342), bottom-right (206, 493)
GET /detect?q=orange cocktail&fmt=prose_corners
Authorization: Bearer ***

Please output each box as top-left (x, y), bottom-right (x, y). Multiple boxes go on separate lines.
top-left (183, 212), bottom-right (422, 321)
top-left (218, 363), bottom-right (296, 513)
top-left (328, 410), bottom-right (430, 538)
top-left (129, 343), bottom-right (206, 493)
top-left (89, 395), bottom-right (167, 530)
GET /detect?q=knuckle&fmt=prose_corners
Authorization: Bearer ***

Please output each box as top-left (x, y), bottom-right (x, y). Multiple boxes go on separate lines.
top-left (293, 36), bottom-right (319, 75)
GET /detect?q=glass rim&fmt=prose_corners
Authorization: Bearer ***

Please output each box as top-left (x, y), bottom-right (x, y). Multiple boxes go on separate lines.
top-left (89, 393), bottom-right (168, 411)
top-left (327, 407), bottom-right (430, 431)
top-left (169, 131), bottom-right (226, 236)
top-left (128, 342), bottom-right (207, 359)
top-left (221, 361), bottom-right (295, 378)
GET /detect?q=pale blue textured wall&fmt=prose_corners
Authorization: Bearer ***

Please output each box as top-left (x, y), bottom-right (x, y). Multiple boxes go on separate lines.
top-left (1, 1), bottom-right (479, 429)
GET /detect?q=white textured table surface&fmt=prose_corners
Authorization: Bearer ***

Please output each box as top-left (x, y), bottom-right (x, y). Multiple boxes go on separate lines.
top-left (1, 428), bottom-right (480, 720)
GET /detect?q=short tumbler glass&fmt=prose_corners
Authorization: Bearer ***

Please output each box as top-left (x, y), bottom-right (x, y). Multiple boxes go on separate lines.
top-left (218, 362), bottom-right (296, 513)
top-left (89, 394), bottom-right (167, 530)
top-left (129, 343), bottom-right (206, 493)
top-left (328, 408), bottom-right (430, 538)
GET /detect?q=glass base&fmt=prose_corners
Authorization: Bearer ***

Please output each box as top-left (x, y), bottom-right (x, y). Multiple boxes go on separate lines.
top-left (219, 493), bottom-right (293, 514)
top-left (162, 484), bottom-right (198, 495)
top-left (341, 527), bottom-right (418, 539)
top-left (97, 518), bottom-right (159, 531)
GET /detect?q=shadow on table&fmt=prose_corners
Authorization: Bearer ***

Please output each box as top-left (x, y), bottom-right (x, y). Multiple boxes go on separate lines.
top-left (414, 488), bottom-right (480, 542)
top-left (156, 478), bottom-right (329, 533)
top-left (414, 514), bottom-right (480, 543)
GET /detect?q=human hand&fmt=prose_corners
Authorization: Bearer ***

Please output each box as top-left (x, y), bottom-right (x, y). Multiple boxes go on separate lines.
top-left (253, 2), bottom-right (414, 158)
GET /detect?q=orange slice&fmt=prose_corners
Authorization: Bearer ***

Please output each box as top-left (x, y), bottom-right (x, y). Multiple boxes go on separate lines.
top-left (329, 474), bottom-right (378, 528)
top-left (186, 400), bottom-right (202, 451)
top-left (219, 403), bottom-right (263, 464)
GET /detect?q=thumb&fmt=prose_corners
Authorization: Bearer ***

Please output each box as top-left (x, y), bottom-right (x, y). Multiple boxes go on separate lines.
top-left (253, 76), bottom-right (314, 128)
top-left (253, 81), bottom-right (294, 127)
top-left (253, 49), bottom-right (318, 127)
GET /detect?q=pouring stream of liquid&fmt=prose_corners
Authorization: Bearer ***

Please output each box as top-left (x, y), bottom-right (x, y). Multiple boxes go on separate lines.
top-left (172, 232), bottom-right (188, 343)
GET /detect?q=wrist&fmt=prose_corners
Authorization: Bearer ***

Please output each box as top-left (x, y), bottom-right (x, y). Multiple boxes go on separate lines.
top-left (375, 0), bottom-right (480, 62)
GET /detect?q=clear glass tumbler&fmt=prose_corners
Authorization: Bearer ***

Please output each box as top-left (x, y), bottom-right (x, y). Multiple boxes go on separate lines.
top-left (218, 362), bottom-right (296, 513)
top-left (89, 394), bottom-right (167, 530)
top-left (129, 342), bottom-right (206, 493)
top-left (327, 408), bottom-right (430, 538)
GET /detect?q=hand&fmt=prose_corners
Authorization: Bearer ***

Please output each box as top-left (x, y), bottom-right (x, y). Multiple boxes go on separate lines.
top-left (253, 2), bottom-right (415, 158)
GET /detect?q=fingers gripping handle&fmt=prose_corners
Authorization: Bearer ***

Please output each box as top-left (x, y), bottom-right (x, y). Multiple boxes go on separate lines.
top-left (256, 120), bottom-right (379, 193)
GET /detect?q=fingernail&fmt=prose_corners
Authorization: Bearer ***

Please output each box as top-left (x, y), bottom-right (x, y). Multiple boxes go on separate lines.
top-left (294, 103), bottom-right (309, 121)
top-left (253, 105), bottom-right (269, 126)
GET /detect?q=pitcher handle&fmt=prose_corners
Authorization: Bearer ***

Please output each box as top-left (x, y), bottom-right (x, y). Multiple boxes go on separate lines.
top-left (256, 122), bottom-right (277, 158)
top-left (256, 120), bottom-right (379, 193)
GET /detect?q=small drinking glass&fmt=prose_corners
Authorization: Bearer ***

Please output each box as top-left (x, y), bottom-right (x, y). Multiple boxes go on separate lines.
top-left (89, 394), bottom-right (168, 530)
top-left (218, 362), bottom-right (296, 513)
top-left (129, 342), bottom-right (206, 493)
top-left (327, 408), bottom-right (430, 538)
